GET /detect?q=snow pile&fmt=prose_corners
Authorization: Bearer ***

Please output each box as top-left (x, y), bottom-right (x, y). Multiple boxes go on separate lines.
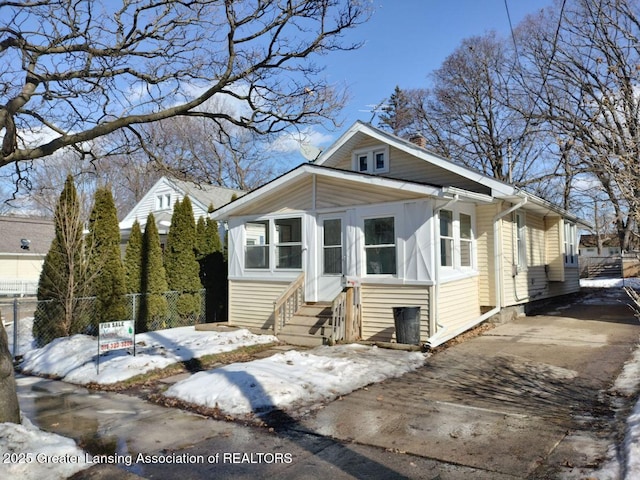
top-left (0, 418), bottom-right (90, 480)
top-left (5, 316), bottom-right (37, 356)
top-left (19, 327), bottom-right (277, 385)
top-left (164, 344), bottom-right (427, 417)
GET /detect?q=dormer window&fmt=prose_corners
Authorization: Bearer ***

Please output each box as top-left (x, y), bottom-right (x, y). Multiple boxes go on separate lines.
top-left (352, 146), bottom-right (389, 174)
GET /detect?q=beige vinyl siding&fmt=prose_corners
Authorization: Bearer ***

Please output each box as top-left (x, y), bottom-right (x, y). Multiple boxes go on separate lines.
top-left (437, 276), bottom-right (481, 334)
top-left (545, 216), bottom-right (564, 281)
top-left (228, 280), bottom-right (289, 331)
top-left (0, 255), bottom-right (45, 280)
top-left (314, 175), bottom-right (421, 208)
top-left (230, 177), bottom-right (314, 216)
top-left (548, 265), bottom-right (580, 297)
top-left (360, 284), bottom-right (430, 342)
top-left (325, 135), bottom-right (490, 195)
top-left (476, 204), bottom-right (498, 306)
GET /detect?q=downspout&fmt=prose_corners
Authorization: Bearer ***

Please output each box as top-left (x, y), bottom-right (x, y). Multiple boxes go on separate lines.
top-left (426, 195), bottom-right (528, 349)
top-left (427, 194), bottom-right (459, 345)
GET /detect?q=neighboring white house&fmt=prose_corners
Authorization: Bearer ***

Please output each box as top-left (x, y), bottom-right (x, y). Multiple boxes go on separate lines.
top-left (119, 176), bottom-right (244, 247)
top-left (212, 121), bottom-right (589, 348)
top-left (0, 216), bottom-right (55, 296)
top-left (579, 234), bottom-right (622, 257)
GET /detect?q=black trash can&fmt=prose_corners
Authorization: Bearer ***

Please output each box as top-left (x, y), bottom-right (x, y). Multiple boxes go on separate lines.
top-left (392, 306), bottom-right (421, 345)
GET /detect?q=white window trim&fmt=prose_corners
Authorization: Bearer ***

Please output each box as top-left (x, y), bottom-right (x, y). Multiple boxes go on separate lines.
top-left (438, 204), bottom-right (477, 280)
top-left (564, 222), bottom-right (578, 267)
top-left (515, 211), bottom-right (527, 272)
top-left (243, 215), bottom-right (305, 272)
top-left (352, 145), bottom-right (390, 174)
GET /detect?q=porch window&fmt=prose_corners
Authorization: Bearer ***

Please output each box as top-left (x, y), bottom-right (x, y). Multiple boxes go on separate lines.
top-left (275, 217), bottom-right (302, 269)
top-left (364, 217), bottom-right (396, 274)
top-left (440, 209), bottom-right (453, 267)
top-left (564, 222), bottom-right (577, 266)
top-left (460, 213), bottom-right (473, 267)
top-left (323, 219), bottom-right (342, 275)
top-left (245, 220), bottom-right (269, 269)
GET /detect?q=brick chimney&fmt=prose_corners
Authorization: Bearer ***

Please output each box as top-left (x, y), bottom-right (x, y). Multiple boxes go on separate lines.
top-left (408, 132), bottom-right (426, 149)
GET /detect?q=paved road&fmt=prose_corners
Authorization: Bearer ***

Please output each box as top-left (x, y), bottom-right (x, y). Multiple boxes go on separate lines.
top-left (15, 287), bottom-right (640, 479)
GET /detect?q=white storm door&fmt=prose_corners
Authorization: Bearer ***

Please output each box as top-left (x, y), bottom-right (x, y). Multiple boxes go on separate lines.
top-left (317, 215), bottom-right (345, 301)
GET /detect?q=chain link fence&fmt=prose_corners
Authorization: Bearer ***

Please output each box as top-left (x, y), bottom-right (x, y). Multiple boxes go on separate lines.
top-left (1, 289), bottom-right (207, 359)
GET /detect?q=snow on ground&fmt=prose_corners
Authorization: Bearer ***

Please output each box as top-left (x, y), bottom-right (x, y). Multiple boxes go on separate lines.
top-left (580, 278), bottom-right (640, 480)
top-left (0, 417), bottom-right (91, 480)
top-left (164, 344), bottom-right (427, 417)
top-left (5, 316), bottom-right (37, 357)
top-left (5, 322), bottom-right (426, 479)
top-left (19, 326), bottom-right (278, 385)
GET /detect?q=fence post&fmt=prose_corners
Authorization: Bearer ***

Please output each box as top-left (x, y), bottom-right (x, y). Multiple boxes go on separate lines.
top-left (12, 297), bottom-right (18, 359)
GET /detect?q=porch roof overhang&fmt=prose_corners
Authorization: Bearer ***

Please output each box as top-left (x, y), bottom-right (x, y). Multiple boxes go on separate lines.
top-left (211, 163), bottom-right (490, 220)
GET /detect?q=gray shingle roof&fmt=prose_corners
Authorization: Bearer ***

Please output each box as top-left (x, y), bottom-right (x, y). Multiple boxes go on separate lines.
top-left (0, 216), bottom-right (55, 255)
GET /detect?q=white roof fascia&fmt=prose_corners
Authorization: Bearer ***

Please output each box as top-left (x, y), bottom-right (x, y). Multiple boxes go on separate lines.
top-left (211, 164), bottom-right (445, 220)
top-left (442, 186), bottom-right (494, 204)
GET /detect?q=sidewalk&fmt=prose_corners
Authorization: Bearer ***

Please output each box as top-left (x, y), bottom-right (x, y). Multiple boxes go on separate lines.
top-left (15, 286), bottom-right (640, 479)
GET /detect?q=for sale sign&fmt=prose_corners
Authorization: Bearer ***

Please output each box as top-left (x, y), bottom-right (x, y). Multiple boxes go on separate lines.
top-left (98, 320), bottom-right (135, 353)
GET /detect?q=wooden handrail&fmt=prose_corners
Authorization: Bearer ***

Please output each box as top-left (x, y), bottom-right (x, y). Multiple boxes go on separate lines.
top-left (273, 272), bottom-right (305, 335)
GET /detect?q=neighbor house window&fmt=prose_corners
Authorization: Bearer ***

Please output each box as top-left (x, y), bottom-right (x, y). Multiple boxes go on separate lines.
top-left (440, 210), bottom-right (454, 267)
top-left (364, 217), bottom-right (396, 274)
top-left (275, 217), bottom-right (302, 269)
top-left (352, 146), bottom-right (389, 174)
top-left (564, 222), bottom-right (577, 266)
top-left (156, 193), bottom-right (171, 210)
top-left (516, 212), bottom-right (527, 269)
top-left (245, 220), bottom-right (269, 269)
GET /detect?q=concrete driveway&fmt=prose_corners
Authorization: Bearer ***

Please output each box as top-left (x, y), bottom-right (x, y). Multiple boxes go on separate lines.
top-left (15, 287), bottom-right (640, 479)
top-left (300, 287), bottom-right (640, 478)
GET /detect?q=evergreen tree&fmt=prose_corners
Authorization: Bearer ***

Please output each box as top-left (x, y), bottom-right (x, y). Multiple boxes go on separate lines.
top-left (86, 186), bottom-right (128, 328)
top-left (139, 213), bottom-right (168, 332)
top-left (378, 86), bottom-right (414, 137)
top-left (164, 196), bottom-right (203, 320)
top-left (197, 204), bottom-right (227, 322)
top-left (33, 175), bottom-right (88, 346)
top-left (124, 220), bottom-right (143, 294)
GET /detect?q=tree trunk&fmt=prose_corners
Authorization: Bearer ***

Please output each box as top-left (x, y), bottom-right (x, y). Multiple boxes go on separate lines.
top-left (0, 321), bottom-right (20, 423)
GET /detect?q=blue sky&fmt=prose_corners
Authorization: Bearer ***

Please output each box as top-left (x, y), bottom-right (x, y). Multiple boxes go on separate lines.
top-left (316, 0), bottom-right (552, 138)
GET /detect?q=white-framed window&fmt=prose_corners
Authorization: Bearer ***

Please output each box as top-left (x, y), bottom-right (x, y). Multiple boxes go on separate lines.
top-left (364, 216), bottom-right (396, 275)
top-left (352, 146), bottom-right (389, 174)
top-left (564, 222), bottom-right (577, 266)
top-left (515, 212), bottom-right (527, 270)
top-left (460, 213), bottom-right (473, 267)
top-left (244, 217), bottom-right (303, 270)
top-left (439, 206), bottom-right (475, 271)
top-left (275, 217), bottom-right (302, 269)
top-left (440, 209), bottom-right (454, 267)
top-left (245, 220), bottom-right (269, 269)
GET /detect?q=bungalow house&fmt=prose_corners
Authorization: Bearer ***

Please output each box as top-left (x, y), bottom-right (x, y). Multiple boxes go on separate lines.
top-left (119, 176), bottom-right (244, 249)
top-left (212, 122), bottom-right (587, 348)
top-left (0, 216), bottom-right (55, 296)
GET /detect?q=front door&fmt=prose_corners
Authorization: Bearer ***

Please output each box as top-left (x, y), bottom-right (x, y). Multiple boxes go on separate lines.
top-left (317, 215), bottom-right (345, 301)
